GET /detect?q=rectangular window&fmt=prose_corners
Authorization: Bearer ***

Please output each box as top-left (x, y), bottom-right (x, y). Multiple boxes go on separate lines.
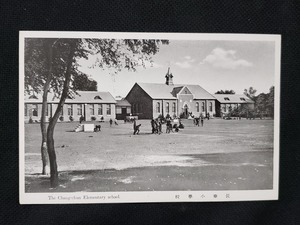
top-left (77, 104), bottom-right (82, 115)
top-left (201, 102), bottom-right (205, 112)
top-left (67, 104), bottom-right (73, 116)
top-left (209, 102), bottom-right (213, 112)
top-left (60, 105), bottom-right (63, 115)
top-left (90, 104), bottom-right (95, 115)
top-left (107, 104), bottom-right (111, 115)
top-left (172, 103), bottom-right (176, 112)
top-left (32, 104), bottom-right (38, 116)
top-left (25, 104), bottom-right (28, 116)
top-left (98, 104), bottom-right (103, 115)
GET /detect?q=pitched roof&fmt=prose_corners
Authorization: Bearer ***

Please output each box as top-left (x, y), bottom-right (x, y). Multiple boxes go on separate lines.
top-left (24, 91), bottom-right (116, 104)
top-left (213, 94), bottom-right (254, 104)
top-left (137, 83), bottom-right (177, 99)
top-left (116, 99), bottom-right (131, 107)
top-left (182, 85), bottom-right (216, 99)
top-left (136, 83), bottom-right (216, 100)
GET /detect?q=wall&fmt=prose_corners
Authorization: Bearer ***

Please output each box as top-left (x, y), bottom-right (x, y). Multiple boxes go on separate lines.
top-left (24, 103), bottom-right (116, 123)
top-left (126, 84), bottom-right (153, 119)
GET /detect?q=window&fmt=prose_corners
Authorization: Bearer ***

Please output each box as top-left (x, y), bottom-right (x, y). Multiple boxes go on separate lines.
top-left (156, 102), bottom-right (160, 113)
top-left (196, 102), bottom-right (199, 112)
top-left (240, 98), bottom-right (246, 101)
top-left (223, 105), bottom-right (226, 112)
top-left (67, 104), bottom-right (73, 116)
top-left (60, 105), bottom-right (63, 115)
top-left (166, 102), bottom-right (169, 114)
top-left (25, 104), bottom-right (28, 116)
top-left (209, 102), bottom-right (213, 112)
top-left (98, 104), bottom-right (103, 115)
top-left (89, 104), bottom-right (95, 115)
top-left (77, 104), bottom-right (82, 115)
top-left (224, 97), bottom-right (230, 101)
top-left (201, 102), bottom-right (205, 112)
top-left (94, 95), bottom-right (102, 100)
top-left (172, 102), bottom-right (176, 112)
top-left (32, 104), bottom-right (38, 116)
top-left (106, 104), bottom-right (111, 115)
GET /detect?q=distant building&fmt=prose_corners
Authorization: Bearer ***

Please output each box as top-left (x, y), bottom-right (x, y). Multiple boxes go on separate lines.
top-left (213, 94), bottom-right (254, 117)
top-left (116, 99), bottom-right (131, 120)
top-left (24, 91), bottom-right (116, 123)
top-left (125, 68), bottom-right (217, 119)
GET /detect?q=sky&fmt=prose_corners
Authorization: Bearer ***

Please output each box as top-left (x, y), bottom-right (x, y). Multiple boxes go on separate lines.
top-left (77, 40), bottom-right (275, 97)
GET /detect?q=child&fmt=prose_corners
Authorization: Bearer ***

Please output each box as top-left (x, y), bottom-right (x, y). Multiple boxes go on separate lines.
top-left (133, 119), bottom-right (141, 135)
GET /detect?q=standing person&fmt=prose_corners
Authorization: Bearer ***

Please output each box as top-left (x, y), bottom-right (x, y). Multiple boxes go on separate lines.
top-left (207, 113), bottom-right (210, 120)
top-left (109, 118), bottom-right (113, 127)
top-left (79, 115), bottom-right (84, 124)
top-left (151, 118), bottom-right (155, 134)
top-left (200, 113), bottom-right (204, 127)
top-left (133, 118), bottom-right (141, 135)
top-left (158, 121), bottom-right (162, 134)
top-left (195, 117), bottom-right (200, 126)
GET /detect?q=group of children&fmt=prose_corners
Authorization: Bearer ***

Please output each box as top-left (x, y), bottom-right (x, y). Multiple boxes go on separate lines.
top-left (192, 113), bottom-right (210, 127)
top-left (150, 117), bottom-right (184, 135)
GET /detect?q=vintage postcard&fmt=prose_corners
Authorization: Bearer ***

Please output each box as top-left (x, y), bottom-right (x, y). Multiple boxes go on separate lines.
top-left (19, 32), bottom-right (280, 204)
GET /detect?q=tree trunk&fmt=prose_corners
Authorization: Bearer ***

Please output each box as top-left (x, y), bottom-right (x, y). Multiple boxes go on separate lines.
top-left (47, 41), bottom-right (76, 188)
top-left (40, 39), bottom-right (56, 175)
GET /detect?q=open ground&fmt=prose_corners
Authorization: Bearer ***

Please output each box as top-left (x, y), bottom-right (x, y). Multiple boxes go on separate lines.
top-left (24, 118), bottom-right (274, 192)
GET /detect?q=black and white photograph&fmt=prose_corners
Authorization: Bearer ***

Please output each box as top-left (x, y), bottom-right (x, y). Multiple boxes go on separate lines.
top-left (19, 32), bottom-right (280, 204)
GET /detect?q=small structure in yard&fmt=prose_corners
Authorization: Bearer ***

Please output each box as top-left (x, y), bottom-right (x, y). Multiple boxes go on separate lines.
top-left (116, 98), bottom-right (131, 120)
top-left (74, 124), bottom-right (97, 132)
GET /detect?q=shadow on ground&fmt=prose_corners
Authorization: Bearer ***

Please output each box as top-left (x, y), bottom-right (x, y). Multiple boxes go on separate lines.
top-left (25, 151), bottom-right (273, 193)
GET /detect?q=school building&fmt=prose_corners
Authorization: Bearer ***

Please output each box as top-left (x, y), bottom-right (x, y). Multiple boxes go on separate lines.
top-left (125, 68), bottom-right (217, 119)
top-left (24, 91), bottom-right (117, 123)
top-left (213, 94), bottom-right (255, 117)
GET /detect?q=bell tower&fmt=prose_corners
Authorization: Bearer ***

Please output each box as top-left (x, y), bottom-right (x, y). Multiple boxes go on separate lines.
top-left (165, 67), bottom-right (174, 85)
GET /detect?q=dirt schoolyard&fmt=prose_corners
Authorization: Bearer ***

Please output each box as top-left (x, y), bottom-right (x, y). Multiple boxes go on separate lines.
top-left (24, 118), bottom-right (274, 192)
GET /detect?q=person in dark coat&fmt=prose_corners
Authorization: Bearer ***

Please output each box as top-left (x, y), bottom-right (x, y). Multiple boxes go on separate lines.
top-left (109, 118), bottom-right (113, 127)
top-left (133, 119), bottom-right (141, 135)
top-left (200, 113), bottom-right (204, 127)
top-left (151, 118), bottom-right (156, 134)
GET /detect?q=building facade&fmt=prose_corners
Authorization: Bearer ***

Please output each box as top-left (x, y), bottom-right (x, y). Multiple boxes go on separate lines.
top-left (116, 99), bottom-right (131, 120)
top-left (213, 94), bottom-right (255, 117)
top-left (125, 69), bottom-right (217, 119)
top-left (24, 91), bottom-right (116, 123)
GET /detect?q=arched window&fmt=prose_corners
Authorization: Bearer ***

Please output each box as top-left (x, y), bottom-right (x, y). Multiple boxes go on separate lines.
top-left (201, 102), bottom-right (205, 112)
top-left (196, 102), bottom-right (199, 112)
top-left (166, 102), bottom-right (169, 114)
top-left (156, 102), bottom-right (160, 113)
top-left (172, 102), bottom-right (176, 112)
top-left (209, 102), bottom-right (213, 112)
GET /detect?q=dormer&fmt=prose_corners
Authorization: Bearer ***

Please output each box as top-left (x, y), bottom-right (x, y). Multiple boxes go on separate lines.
top-left (94, 95), bottom-right (102, 100)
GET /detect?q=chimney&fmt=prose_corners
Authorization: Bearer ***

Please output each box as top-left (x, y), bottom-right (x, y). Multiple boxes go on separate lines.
top-left (165, 67), bottom-right (174, 85)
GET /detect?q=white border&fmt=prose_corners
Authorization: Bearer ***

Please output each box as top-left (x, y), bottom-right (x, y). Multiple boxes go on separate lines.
top-left (19, 31), bottom-right (281, 204)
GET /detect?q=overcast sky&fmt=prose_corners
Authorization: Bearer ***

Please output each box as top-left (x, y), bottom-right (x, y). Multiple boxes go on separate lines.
top-left (77, 40), bottom-right (275, 97)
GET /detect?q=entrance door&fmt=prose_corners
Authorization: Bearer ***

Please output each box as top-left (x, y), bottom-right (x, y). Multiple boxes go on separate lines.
top-left (122, 107), bottom-right (127, 115)
top-left (184, 104), bottom-right (188, 118)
